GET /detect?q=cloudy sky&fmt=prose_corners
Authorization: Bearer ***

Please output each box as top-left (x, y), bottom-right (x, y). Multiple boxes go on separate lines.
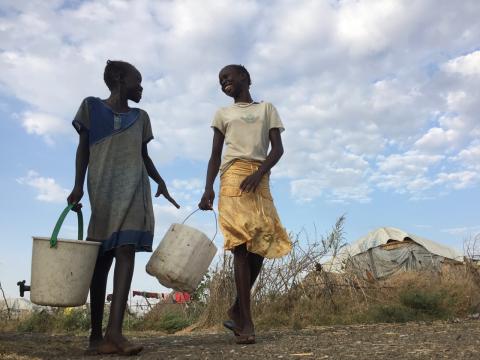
top-left (1, 0), bottom-right (479, 298)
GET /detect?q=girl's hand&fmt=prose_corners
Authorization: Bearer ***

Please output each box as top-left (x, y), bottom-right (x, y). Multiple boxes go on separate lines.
top-left (240, 171), bottom-right (263, 193)
top-left (67, 187), bottom-right (84, 212)
top-left (198, 189), bottom-right (215, 210)
top-left (156, 181), bottom-right (180, 209)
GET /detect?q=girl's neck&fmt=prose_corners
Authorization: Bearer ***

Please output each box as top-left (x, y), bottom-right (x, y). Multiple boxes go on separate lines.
top-left (234, 89), bottom-right (253, 104)
top-left (105, 92), bottom-right (130, 113)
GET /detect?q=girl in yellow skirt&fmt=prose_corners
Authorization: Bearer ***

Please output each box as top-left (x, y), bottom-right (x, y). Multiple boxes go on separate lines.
top-left (199, 64), bottom-right (292, 344)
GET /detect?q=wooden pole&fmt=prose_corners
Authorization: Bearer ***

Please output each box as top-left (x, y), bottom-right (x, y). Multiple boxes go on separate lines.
top-left (0, 281), bottom-right (11, 320)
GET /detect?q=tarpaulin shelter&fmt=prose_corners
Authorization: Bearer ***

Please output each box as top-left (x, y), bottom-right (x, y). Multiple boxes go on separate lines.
top-left (325, 227), bottom-right (463, 280)
top-left (0, 298), bottom-right (38, 313)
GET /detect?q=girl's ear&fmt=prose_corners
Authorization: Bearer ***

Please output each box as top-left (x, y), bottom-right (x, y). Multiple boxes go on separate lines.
top-left (112, 73), bottom-right (125, 86)
top-left (239, 72), bottom-right (251, 86)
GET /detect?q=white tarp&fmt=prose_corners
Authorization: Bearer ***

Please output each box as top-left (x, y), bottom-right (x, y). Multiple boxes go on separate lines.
top-left (345, 227), bottom-right (463, 260)
top-left (0, 298), bottom-right (38, 312)
top-left (325, 227), bottom-right (463, 274)
top-left (346, 242), bottom-right (446, 279)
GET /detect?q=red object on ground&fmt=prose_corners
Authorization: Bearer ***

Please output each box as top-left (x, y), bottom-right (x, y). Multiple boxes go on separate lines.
top-left (174, 292), bottom-right (191, 304)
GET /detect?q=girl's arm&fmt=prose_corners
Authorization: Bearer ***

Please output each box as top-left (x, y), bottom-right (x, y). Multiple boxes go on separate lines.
top-left (142, 143), bottom-right (180, 208)
top-left (199, 128), bottom-right (224, 210)
top-left (67, 129), bottom-right (90, 211)
top-left (240, 128), bottom-right (284, 192)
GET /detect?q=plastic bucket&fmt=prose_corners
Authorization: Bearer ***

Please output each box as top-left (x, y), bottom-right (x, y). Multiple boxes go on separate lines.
top-left (146, 210), bottom-right (217, 293)
top-left (30, 204), bottom-right (100, 307)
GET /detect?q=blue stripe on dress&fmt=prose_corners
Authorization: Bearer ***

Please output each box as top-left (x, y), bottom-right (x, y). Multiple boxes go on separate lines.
top-left (100, 230), bottom-right (153, 255)
top-left (86, 97), bottom-right (140, 146)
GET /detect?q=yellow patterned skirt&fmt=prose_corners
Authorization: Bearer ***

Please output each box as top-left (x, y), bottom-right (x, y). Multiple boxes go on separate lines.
top-left (218, 160), bottom-right (292, 259)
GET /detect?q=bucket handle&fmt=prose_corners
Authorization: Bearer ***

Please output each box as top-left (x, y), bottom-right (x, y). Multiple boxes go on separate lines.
top-left (182, 208), bottom-right (217, 244)
top-left (50, 204), bottom-right (84, 248)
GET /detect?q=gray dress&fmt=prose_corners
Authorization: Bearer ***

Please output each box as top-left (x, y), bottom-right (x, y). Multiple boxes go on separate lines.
top-left (73, 97), bottom-right (155, 254)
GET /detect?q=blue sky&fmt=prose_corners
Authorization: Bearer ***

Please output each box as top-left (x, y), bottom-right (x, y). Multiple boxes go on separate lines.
top-left (1, 0), bottom-right (479, 299)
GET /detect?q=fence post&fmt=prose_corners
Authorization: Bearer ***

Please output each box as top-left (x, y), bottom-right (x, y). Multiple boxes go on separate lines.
top-left (0, 281), bottom-right (11, 320)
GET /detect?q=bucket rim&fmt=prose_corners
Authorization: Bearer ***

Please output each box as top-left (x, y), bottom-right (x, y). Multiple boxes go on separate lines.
top-left (32, 236), bottom-right (101, 247)
top-left (169, 223), bottom-right (211, 237)
top-left (165, 224), bottom-right (217, 248)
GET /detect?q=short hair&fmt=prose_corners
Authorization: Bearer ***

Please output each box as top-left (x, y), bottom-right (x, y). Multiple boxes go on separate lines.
top-left (223, 64), bottom-right (251, 86)
top-left (103, 60), bottom-right (134, 90)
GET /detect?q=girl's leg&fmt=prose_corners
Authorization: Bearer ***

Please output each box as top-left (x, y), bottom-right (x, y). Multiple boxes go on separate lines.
top-left (232, 244), bottom-right (256, 335)
top-left (100, 245), bottom-right (142, 355)
top-left (105, 245), bottom-right (135, 340)
top-left (228, 250), bottom-right (263, 324)
top-left (88, 250), bottom-right (114, 349)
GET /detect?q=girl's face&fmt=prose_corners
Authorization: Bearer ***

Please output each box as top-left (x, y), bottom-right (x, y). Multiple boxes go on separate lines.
top-left (219, 67), bottom-right (246, 98)
top-left (123, 68), bottom-right (143, 103)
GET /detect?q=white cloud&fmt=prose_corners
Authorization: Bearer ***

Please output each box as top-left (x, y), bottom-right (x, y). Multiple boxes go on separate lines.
top-left (414, 127), bottom-right (460, 153)
top-left (371, 151), bottom-right (444, 195)
top-left (453, 142), bottom-right (480, 170)
top-left (445, 91), bottom-right (468, 111)
top-left (336, 0), bottom-right (408, 56)
top-left (290, 179), bottom-right (323, 203)
top-left (290, 165), bottom-right (371, 204)
top-left (169, 178), bottom-right (204, 202)
top-left (443, 50), bottom-right (480, 76)
top-left (171, 178), bottom-right (203, 191)
top-left (20, 111), bottom-right (70, 144)
top-left (2, 0), bottom-right (480, 202)
top-left (371, 79), bottom-right (420, 110)
top-left (376, 151), bottom-right (443, 176)
top-left (17, 170), bottom-right (69, 203)
top-left (436, 171), bottom-right (479, 190)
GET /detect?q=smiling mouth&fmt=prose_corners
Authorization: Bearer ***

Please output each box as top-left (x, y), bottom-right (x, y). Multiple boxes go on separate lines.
top-left (224, 84), bottom-right (233, 92)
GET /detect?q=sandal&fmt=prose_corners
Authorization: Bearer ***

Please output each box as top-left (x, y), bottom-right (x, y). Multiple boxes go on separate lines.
top-left (235, 334), bottom-right (256, 345)
top-left (223, 320), bottom-right (240, 336)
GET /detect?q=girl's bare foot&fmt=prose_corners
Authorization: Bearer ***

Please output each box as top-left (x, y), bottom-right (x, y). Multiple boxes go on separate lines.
top-left (97, 334), bottom-right (143, 356)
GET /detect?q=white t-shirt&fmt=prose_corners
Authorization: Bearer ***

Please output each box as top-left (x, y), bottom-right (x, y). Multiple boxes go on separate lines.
top-left (211, 102), bottom-right (285, 173)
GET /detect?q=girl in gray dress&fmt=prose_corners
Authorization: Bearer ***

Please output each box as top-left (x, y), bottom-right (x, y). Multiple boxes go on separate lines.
top-left (68, 60), bottom-right (179, 355)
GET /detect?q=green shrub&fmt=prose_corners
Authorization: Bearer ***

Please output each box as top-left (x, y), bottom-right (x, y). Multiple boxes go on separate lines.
top-left (157, 312), bottom-right (191, 333)
top-left (17, 310), bottom-right (55, 332)
top-left (16, 308), bottom-right (90, 333)
top-left (400, 288), bottom-right (447, 316)
top-left (136, 310), bottom-right (191, 333)
top-left (55, 308), bottom-right (90, 332)
top-left (366, 288), bottom-right (454, 324)
top-left (369, 304), bottom-right (417, 323)
top-left (131, 304), bottom-right (196, 334)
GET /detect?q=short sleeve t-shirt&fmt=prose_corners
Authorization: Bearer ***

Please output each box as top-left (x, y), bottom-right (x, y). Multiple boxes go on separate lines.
top-left (211, 102), bottom-right (285, 173)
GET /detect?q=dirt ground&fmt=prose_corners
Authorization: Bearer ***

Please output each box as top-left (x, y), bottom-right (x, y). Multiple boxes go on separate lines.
top-left (2, 320), bottom-right (480, 359)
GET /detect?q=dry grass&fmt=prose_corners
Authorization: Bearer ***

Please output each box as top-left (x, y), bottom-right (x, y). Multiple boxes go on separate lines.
top-left (3, 221), bottom-right (479, 335)
top-left (194, 217), bottom-right (480, 331)
top-left (194, 254), bottom-right (236, 329)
